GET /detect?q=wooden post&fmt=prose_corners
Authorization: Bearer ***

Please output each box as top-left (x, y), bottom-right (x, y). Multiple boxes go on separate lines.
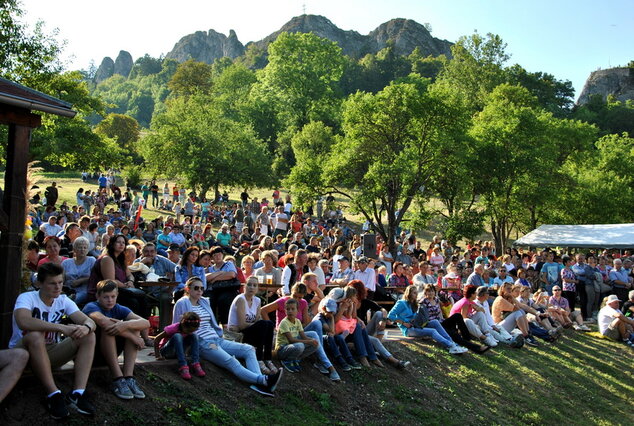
top-left (0, 123), bottom-right (33, 348)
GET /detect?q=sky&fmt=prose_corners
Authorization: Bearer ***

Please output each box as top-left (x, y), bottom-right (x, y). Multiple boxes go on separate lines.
top-left (20, 0), bottom-right (634, 99)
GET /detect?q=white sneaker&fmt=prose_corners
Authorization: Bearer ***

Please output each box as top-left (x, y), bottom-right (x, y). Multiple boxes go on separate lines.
top-left (573, 324), bottom-right (581, 331)
top-left (449, 345), bottom-right (468, 354)
top-left (484, 335), bottom-right (498, 347)
top-left (579, 324), bottom-right (591, 331)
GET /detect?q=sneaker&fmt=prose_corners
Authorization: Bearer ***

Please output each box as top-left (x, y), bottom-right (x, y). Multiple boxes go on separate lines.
top-left (448, 345), bottom-right (468, 354)
top-left (265, 368), bottom-right (283, 392)
top-left (250, 383), bottom-right (275, 397)
top-left (510, 335), bottom-right (525, 348)
top-left (338, 360), bottom-right (352, 372)
top-left (573, 324), bottom-right (581, 331)
top-left (281, 360), bottom-right (296, 373)
top-left (191, 362), bottom-right (206, 378)
top-left (347, 359), bottom-right (362, 370)
top-left (313, 362), bottom-right (329, 375)
top-left (291, 360), bottom-right (302, 372)
top-left (179, 365), bottom-right (192, 380)
top-left (397, 360), bottom-right (411, 369)
top-left (525, 336), bottom-right (540, 347)
top-left (329, 369), bottom-right (341, 381)
top-left (484, 335), bottom-right (498, 347)
top-left (584, 318), bottom-right (596, 324)
top-left (66, 391), bottom-right (96, 416)
top-left (125, 377), bottom-right (146, 399)
top-left (579, 324), bottom-right (591, 332)
top-left (46, 392), bottom-right (69, 420)
top-left (112, 378), bottom-right (134, 400)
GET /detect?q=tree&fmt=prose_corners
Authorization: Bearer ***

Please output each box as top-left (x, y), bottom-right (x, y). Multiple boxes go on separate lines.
top-left (319, 75), bottom-right (461, 253)
top-left (128, 54), bottom-right (163, 79)
top-left (0, 0), bottom-right (62, 85)
top-left (94, 113), bottom-right (140, 151)
top-left (140, 93), bottom-right (272, 200)
top-left (256, 32), bottom-right (346, 130)
top-left (168, 59), bottom-right (213, 97)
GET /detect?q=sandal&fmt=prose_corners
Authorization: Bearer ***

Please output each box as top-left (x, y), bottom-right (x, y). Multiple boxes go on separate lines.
top-left (259, 360), bottom-right (271, 375)
top-left (371, 359), bottom-right (385, 368)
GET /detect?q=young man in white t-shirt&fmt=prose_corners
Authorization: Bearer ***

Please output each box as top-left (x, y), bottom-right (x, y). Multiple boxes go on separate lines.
top-left (10, 263), bottom-right (97, 419)
top-left (598, 294), bottom-right (634, 344)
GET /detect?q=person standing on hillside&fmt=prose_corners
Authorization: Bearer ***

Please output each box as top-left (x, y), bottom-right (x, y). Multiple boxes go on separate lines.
top-left (45, 182), bottom-right (59, 207)
top-left (150, 181), bottom-right (159, 208)
top-left (240, 189), bottom-right (249, 208)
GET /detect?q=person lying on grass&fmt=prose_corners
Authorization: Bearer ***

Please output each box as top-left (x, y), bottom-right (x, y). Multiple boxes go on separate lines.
top-left (83, 279), bottom-right (150, 400)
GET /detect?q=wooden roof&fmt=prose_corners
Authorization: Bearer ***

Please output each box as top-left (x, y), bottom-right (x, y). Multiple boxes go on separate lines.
top-left (0, 77), bottom-right (76, 118)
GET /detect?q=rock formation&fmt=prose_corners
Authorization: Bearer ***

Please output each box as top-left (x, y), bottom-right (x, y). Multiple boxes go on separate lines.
top-left (165, 29), bottom-right (245, 63)
top-left (577, 67), bottom-right (634, 105)
top-left (94, 57), bottom-right (115, 83)
top-left (114, 50), bottom-right (133, 77)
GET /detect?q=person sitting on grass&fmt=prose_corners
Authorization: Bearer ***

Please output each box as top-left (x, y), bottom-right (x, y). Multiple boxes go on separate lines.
top-left (173, 277), bottom-right (283, 397)
top-left (154, 311), bottom-right (206, 379)
top-left (387, 285), bottom-right (468, 354)
top-left (83, 280), bottom-right (150, 400)
top-left (0, 348), bottom-right (30, 403)
top-left (598, 294), bottom-right (634, 346)
top-left (275, 298), bottom-right (322, 373)
top-left (474, 286), bottom-right (516, 345)
top-left (9, 262), bottom-right (96, 419)
top-left (491, 282), bottom-right (538, 347)
top-left (314, 298), bottom-right (361, 371)
top-left (548, 285), bottom-right (589, 331)
top-left (227, 277), bottom-right (278, 375)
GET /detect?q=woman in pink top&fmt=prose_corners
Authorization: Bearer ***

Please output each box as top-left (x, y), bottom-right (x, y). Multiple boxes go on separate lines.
top-left (260, 283), bottom-right (309, 328)
top-left (38, 236), bottom-right (68, 267)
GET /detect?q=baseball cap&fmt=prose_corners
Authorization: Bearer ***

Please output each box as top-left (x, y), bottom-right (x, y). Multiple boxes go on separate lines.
top-left (167, 243), bottom-right (180, 252)
top-left (324, 299), bottom-right (338, 313)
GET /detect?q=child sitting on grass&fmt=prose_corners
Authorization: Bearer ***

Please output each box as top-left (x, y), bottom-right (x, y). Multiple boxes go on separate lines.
top-left (154, 312), bottom-right (206, 380)
top-left (275, 298), bottom-right (319, 373)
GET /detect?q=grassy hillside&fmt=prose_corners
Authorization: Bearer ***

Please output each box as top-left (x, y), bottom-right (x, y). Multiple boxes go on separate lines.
top-left (0, 328), bottom-right (630, 425)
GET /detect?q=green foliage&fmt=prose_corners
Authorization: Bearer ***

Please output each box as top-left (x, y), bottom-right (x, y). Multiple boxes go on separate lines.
top-left (94, 113), bottom-right (140, 151)
top-left (257, 32), bottom-right (346, 130)
top-left (129, 54), bottom-right (163, 79)
top-left (573, 95), bottom-right (634, 136)
top-left (122, 164), bottom-right (143, 189)
top-left (168, 59), bottom-right (213, 97)
top-left (439, 209), bottom-right (485, 244)
top-left (0, 0), bottom-right (62, 84)
top-left (140, 93), bottom-right (273, 198)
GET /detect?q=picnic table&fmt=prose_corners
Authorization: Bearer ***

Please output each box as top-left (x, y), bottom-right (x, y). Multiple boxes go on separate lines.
top-left (137, 281), bottom-right (178, 331)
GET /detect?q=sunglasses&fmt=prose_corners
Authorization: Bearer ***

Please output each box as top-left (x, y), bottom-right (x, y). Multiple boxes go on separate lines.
top-left (553, 289), bottom-right (561, 291)
top-left (191, 286), bottom-right (204, 291)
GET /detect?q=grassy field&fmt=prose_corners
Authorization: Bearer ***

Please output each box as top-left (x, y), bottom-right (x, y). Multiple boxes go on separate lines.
top-left (1, 327), bottom-right (630, 425)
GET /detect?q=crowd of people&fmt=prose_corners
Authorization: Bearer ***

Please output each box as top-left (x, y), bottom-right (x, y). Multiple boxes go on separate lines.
top-left (1, 176), bottom-right (633, 419)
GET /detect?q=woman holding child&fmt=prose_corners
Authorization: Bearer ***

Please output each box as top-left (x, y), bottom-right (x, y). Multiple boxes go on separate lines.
top-left (173, 277), bottom-right (283, 396)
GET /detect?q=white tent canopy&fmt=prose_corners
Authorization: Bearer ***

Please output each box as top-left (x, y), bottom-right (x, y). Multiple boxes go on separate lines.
top-left (513, 224), bottom-right (634, 249)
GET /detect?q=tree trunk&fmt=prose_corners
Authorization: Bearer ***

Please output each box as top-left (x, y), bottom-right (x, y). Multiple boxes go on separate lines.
top-left (214, 184), bottom-right (220, 203)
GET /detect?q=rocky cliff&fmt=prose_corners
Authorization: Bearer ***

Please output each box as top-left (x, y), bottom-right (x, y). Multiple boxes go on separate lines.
top-left (577, 67), bottom-right (634, 105)
top-left (165, 29), bottom-right (245, 63)
top-left (168, 14), bottom-right (452, 65)
top-left (114, 50), bottom-right (133, 78)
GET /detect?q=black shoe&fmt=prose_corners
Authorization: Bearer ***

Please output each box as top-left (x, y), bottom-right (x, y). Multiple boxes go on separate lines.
top-left (66, 391), bottom-right (96, 416)
top-left (250, 383), bottom-right (275, 397)
top-left (266, 368), bottom-right (283, 392)
top-left (525, 336), bottom-right (540, 347)
top-left (46, 392), bottom-right (69, 420)
top-left (475, 345), bottom-right (491, 354)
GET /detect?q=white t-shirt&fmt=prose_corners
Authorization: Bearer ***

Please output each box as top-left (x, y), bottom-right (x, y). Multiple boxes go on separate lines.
top-left (493, 276), bottom-right (514, 288)
top-left (309, 265), bottom-right (326, 286)
top-left (353, 268), bottom-right (376, 292)
top-left (274, 213), bottom-right (288, 231)
top-left (10, 292), bottom-right (79, 348)
top-left (598, 305), bottom-right (620, 335)
top-left (41, 223), bottom-right (62, 237)
top-left (227, 294), bottom-right (260, 329)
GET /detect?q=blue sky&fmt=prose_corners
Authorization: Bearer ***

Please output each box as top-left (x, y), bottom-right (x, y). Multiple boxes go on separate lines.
top-left (21, 0), bottom-right (633, 100)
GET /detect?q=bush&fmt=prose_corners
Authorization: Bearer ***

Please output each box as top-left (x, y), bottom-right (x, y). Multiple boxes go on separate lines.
top-left (123, 165), bottom-right (143, 189)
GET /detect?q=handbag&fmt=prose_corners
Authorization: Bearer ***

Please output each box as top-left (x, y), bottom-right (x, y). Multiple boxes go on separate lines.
top-left (411, 304), bottom-right (430, 328)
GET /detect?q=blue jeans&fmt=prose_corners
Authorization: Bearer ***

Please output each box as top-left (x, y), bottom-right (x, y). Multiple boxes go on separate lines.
top-left (199, 337), bottom-right (265, 385)
top-left (305, 321), bottom-right (333, 368)
top-left (324, 334), bottom-right (355, 363)
top-left (161, 333), bottom-right (200, 367)
top-left (406, 319), bottom-right (455, 348)
top-left (368, 335), bottom-right (391, 359)
top-left (347, 323), bottom-right (377, 360)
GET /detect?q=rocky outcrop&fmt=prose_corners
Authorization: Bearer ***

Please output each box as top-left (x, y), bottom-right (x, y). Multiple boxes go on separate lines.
top-left (249, 15), bottom-right (370, 58)
top-left (165, 29), bottom-right (245, 64)
top-left (94, 57), bottom-right (114, 83)
top-left (368, 18), bottom-right (452, 58)
top-left (577, 67), bottom-right (634, 105)
top-left (164, 14), bottom-right (452, 66)
top-left (114, 50), bottom-right (133, 77)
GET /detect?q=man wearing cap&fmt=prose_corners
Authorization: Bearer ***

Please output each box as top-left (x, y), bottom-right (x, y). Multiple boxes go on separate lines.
top-left (598, 294), bottom-right (634, 344)
top-left (330, 256), bottom-right (353, 287)
top-left (353, 257), bottom-right (376, 298)
top-left (166, 244), bottom-right (181, 264)
top-left (41, 215), bottom-right (62, 237)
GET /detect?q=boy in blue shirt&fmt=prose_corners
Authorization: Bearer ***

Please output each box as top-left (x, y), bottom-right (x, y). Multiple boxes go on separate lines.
top-left (83, 280), bottom-right (150, 400)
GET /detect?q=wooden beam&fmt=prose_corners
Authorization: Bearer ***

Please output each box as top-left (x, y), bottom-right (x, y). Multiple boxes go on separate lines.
top-left (0, 124), bottom-right (31, 348)
top-left (0, 106), bottom-right (41, 128)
